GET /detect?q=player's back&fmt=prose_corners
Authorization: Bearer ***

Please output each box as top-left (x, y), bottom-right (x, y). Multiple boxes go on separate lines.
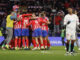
top-left (30, 19), bottom-right (40, 30)
top-left (22, 17), bottom-right (30, 29)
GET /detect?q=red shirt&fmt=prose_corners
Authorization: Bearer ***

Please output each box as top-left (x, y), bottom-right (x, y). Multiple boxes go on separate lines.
top-left (39, 17), bottom-right (49, 31)
top-left (54, 16), bottom-right (62, 25)
top-left (30, 19), bottom-right (41, 30)
top-left (22, 17), bottom-right (30, 29)
top-left (14, 15), bottom-right (22, 29)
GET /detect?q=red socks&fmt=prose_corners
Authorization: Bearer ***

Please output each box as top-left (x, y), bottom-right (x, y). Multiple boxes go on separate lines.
top-left (18, 38), bottom-right (21, 48)
top-left (39, 40), bottom-right (44, 48)
top-left (43, 40), bottom-right (47, 48)
top-left (15, 38), bottom-right (18, 47)
top-left (22, 38), bottom-right (25, 48)
top-left (11, 39), bottom-right (15, 48)
top-left (32, 39), bottom-right (37, 48)
top-left (37, 43), bottom-right (39, 47)
top-left (25, 39), bottom-right (29, 48)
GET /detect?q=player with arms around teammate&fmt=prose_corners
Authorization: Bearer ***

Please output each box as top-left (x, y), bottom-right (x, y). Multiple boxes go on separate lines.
top-left (21, 14), bottom-right (30, 50)
top-left (40, 13), bottom-right (50, 49)
top-left (30, 13), bottom-right (43, 50)
top-left (64, 8), bottom-right (79, 55)
top-left (40, 12), bottom-right (51, 50)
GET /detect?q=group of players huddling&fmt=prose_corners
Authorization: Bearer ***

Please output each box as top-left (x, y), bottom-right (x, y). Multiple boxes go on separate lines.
top-left (0, 5), bottom-right (80, 56)
top-left (1, 5), bottom-right (50, 50)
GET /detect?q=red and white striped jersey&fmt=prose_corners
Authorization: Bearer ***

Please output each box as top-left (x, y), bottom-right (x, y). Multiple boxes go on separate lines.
top-left (22, 17), bottom-right (30, 29)
top-left (40, 17), bottom-right (49, 31)
top-left (30, 19), bottom-right (41, 30)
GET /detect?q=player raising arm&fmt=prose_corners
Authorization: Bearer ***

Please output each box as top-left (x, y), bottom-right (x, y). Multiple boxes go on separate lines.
top-left (21, 14), bottom-right (31, 50)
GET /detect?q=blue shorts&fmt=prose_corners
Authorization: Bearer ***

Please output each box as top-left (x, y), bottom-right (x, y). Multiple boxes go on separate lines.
top-left (22, 29), bottom-right (29, 36)
top-left (14, 28), bottom-right (21, 37)
top-left (32, 28), bottom-right (42, 37)
top-left (42, 30), bottom-right (48, 37)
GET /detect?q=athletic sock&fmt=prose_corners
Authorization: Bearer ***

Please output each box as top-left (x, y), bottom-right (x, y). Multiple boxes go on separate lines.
top-left (41, 44), bottom-right (44, 47)
top-left (37, 43), bottom-right (39, 48)
top-left (11, 40), bottom-right (14, 48)
top-left (66, 43), bottom-right (69, 52)
top-left (18, 38), bottom-right (21, 48)
top-left (43, 40), bottom-right (45, 47)
top-left (39, 39), bottom-right (43, 48)
top-left (44, 40), bottom-right (47, 48)
top-left (15, 38), bottom-right (18, 47)
top-left (22, 38), bottom-right (25, 48)
top-left (71, 43), bottom-right (74, 52)
top-left (26, 39), bottom-right (29, 48)
top-left (32, 39), bottom-right (37, 48)
top-left (47, 42), bottom-right (50, 47)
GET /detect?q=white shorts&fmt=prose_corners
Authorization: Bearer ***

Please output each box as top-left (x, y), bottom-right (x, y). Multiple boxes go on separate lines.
top-left (66, 30), bottom-right (76, 40)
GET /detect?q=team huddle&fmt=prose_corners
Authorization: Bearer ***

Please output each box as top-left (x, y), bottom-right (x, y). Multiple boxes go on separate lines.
top-left (2, 10), bottom-right (51, 50)
top-left (14, 12), bottom-right (51, 50)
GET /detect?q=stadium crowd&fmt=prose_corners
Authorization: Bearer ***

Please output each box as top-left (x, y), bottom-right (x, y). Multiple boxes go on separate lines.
top-left (0, 0), bottom-right (80, 51)
top-left (0, 0), bottom-right (80, 36)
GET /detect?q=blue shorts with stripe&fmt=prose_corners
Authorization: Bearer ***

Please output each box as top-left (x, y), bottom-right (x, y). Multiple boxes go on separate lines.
top-left (14, 28), bottom-right (21, 37)
top-left (32, 28), bottom-right (42, 37)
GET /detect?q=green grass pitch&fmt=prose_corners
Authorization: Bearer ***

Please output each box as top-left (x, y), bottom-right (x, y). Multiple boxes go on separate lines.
top-left (0, 46), bottom-right (80, 60)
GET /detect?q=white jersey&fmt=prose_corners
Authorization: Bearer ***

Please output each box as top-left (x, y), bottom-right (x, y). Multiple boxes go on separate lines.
top-left (64, 14), bottom-right (79, 40)
top-left (64, 14), bottom-right (79, 33)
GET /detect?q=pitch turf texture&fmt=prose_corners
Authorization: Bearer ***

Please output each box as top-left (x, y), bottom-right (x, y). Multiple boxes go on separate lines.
top-left (0, 46), bottom-right (80, 60)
